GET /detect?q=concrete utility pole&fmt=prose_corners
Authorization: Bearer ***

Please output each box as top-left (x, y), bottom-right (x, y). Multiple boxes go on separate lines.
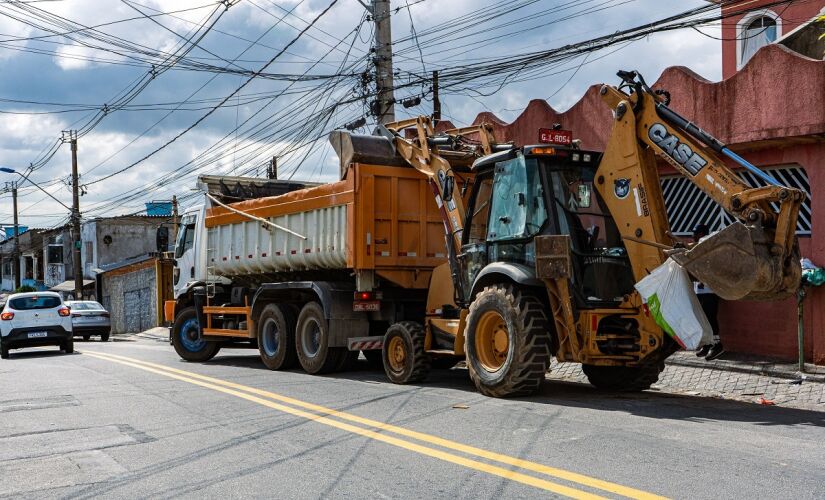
top-left (372, 0), bottom-right (395, 124)
top-left (65, 130), bottom-right (83, 299)
top-left (11, 182), bottom-right (20, 290)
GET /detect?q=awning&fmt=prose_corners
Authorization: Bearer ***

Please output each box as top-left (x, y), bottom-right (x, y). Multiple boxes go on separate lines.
top-left (50, 280), bottom-right (95, 292)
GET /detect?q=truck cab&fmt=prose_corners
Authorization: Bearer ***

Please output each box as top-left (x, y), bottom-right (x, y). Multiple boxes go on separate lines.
top-left (172, 205), bottom-right (207, 301)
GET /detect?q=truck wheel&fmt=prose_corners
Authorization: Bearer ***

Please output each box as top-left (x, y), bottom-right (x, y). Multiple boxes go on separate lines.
top-left (465, 285), bottom-right (551, 398)
top-left (382, 321), bottom-right (430, 384)
top-left (582, 363), bottom-right (663, 392)
top-left (62, 339), bottom-right (74, 354)
top-left (172, 307), bottom-right (221, 362)
top-left (295, 302), bottom-right (344, 374)
top-left (257, 304), bottom-right (297, 370)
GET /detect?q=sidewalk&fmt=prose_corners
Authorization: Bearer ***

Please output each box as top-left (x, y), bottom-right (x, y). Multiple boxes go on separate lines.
top-left (549, 351), bottom-right (825, 411)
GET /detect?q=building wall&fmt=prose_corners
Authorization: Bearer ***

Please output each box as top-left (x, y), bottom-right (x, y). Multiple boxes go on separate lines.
top-left (719, 0), bottom-right (825, 78)
top-left (81, 218), bottom-right (175, 279)
top-left (100, 260), bottom-right (158, 334)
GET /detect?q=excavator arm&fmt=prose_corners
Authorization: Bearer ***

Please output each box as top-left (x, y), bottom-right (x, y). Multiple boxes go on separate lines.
top-left (596, 71), bottom-right (804, 300)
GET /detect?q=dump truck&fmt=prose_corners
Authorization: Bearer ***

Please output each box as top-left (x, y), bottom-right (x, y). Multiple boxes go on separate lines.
top-left (166, 70), bottom-right (804, 397)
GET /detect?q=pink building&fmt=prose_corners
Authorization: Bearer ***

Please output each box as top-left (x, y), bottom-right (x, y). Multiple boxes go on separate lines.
top-left (458, 1), bottom-right (825, 363)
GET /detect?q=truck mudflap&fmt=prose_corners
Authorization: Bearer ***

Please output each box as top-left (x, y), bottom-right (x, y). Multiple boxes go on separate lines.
top-left (347, 336), bottom-right (384, 351)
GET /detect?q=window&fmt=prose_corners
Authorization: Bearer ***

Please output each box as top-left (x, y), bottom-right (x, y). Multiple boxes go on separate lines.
top-left (487, 156), bottom-right (547, 241)
top-left (739, 13), bottom-right (779, 68)
top-left (175, 214), bottom-right (197, 258)
top-left (47, 244), bottom-right (63, 264)
top-left (661, 165), bottom-right (811, 236)
top-left (85, 241), bottom-right (93, 266)
top-left (10, 295), bottom-right (61, 310)
top-left (466, 177), bottom-right (493, 244)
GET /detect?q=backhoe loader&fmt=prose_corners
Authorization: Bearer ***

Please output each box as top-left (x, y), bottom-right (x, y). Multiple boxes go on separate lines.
top-left (375, 70), bottom-right (804, 397)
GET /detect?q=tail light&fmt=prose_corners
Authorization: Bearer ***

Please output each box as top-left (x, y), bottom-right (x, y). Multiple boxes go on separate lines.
top-left (0, 312), bottom-right (13, 321)
top-left (58, 307), bottom-right (71, 317)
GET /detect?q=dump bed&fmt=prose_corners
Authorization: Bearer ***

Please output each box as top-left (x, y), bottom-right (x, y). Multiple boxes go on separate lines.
top-left (204, 163), bottom-right (453, 289)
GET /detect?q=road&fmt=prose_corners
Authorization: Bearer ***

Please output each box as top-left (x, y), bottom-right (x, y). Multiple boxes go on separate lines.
top-left (1, 336), bottom-right (823, 499)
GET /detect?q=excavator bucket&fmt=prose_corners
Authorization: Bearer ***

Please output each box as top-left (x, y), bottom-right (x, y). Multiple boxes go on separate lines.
top-left (669, 222), bottom-right (801, 301)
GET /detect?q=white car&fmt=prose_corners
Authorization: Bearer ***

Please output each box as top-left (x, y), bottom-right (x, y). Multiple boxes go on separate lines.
top-left (0, 291), bottom-right (74, 359)
top-left (65, 300), bottom-right (111, 341)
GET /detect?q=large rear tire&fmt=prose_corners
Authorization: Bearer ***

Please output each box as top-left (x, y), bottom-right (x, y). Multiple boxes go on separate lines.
top-left (582, 363), bottom-right (663, 392)
top-left (171, 307), bottom-right (221, 362)
top-left (465, 285), bottom-right (551, 398)
top-left (295, 302), bottom-right (344, 374)
top-left (257, 304), bottom-right (297, 370)
top-left (382, 321), bottom-right (430, 384)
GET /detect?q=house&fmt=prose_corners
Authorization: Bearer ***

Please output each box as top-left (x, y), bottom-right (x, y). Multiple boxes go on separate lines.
top-left (0, 228), bottom-right (46, 291)
top-left (453, 2), bottom-right (825, 363)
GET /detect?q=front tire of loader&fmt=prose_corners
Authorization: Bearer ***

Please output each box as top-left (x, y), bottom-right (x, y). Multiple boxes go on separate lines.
top-left (465, 285), bottom-right (551, 398)
top-left (257, 304), bottom-right (297, 370)
top-left (171, 306), bottom-right (221, 362)
top-left (295, 302), bottom-right (344, 374)
top-left (582, 363), bottom-right (663, 392)
top-left (382, 321), bottom-right (430, 384)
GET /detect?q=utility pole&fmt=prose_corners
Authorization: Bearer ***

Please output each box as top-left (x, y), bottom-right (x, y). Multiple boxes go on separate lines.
top-left (64, 130), bottom-right (82, 299)
top-left (267, 156), bottom-right (277, 179)
top-left (372, 0), bottom-right (395, 124)
top-left (10, 182), bottom-right (20, 290)
top-left (432, 70), bottom-right (441, 124)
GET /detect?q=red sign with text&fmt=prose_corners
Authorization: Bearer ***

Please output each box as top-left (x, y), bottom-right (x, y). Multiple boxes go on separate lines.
top-left (538, 128), bottom-right (573, 145)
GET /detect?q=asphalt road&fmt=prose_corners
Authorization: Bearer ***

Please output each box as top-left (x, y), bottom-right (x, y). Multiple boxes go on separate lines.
top-left (1, 336), bottom-right (824, 499)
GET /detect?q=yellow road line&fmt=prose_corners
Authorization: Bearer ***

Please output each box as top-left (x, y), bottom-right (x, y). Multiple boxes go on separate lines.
top-left (86, 350), bottom-right (667, 500)
top-left (84, 352), bottom-right (602, 499)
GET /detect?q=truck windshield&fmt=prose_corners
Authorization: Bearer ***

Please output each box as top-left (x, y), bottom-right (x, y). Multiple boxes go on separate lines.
top-left (175, 214), bottom-right (196, 259)
top-left (488, 155), bottom-right (547, 241)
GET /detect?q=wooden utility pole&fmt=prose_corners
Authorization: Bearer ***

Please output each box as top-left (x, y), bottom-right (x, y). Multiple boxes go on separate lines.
top-left (65, 130), bottom-right (83, 299)
top-left (372, 0), bottom-right (395, 124)
top-left (432, 70), bottom-right (441, 124)
top-left (11, 182), bottom-right (20, 290)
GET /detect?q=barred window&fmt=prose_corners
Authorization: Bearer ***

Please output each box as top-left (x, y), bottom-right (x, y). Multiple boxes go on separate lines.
top-left (662, 165), bottom-right (811, 236)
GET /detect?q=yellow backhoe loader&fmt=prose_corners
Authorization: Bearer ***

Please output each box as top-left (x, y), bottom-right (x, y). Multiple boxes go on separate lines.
top-left (375, 70), bottom-right (804, 397)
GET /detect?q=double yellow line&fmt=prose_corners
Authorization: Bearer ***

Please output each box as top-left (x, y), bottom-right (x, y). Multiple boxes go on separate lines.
top-left (84, 351), bottom-right (666, 500)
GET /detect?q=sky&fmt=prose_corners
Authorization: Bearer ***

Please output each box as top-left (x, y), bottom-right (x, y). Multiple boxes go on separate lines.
top-left (0, 0), bottom-right (723, 229)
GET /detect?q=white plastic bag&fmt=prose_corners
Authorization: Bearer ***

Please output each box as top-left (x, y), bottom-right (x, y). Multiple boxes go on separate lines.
top-left (634, 258), bottom-right (713, 350)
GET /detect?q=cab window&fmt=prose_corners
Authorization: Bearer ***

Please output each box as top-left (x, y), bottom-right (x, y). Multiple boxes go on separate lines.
top-left (488, 155), bottom-right (547, 241)
top-left (466, 177), bottom-right (493, 244)
top-left (175, 215), bottom-right (196, 259)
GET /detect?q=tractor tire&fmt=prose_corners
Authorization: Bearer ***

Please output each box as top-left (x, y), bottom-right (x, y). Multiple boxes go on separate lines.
top-left (62, 339), bottom-right (74, 354)
top-left (257, 304), bottom-right (298, 370)
top-left (171, 307), bottom-right (221, 362)
top-left (582, 363), bottom-right (663, 392)
top-left (382, 321), bottom-right (430, 384)
top-left (465, 285), bottom-right (551, 398)
top-left (295, 302), bottom-right (344, 374)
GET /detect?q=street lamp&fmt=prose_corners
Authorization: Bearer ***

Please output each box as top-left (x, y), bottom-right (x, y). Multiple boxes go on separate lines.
top-left (0, 167), bottom-right (73, 211)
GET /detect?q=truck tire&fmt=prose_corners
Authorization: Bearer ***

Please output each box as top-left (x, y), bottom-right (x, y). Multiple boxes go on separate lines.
top-left (382, 321), bottom-right (430, 384)
top-left (295, 302), bottom-right (344, 374)
top-left (62, 338), bottom-right (74, 354)
top-left (171, 306), bottom-right (221, 362)
top-left (465, 285), bottom-right (551, 398)
top-left (257, 304), bottom-right (297, 370)
top-left (582, 363), bottom-right (663, 392)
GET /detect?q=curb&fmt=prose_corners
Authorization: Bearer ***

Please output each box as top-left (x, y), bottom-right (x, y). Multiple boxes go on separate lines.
top-left (666, 356), bottom-right (825, 383)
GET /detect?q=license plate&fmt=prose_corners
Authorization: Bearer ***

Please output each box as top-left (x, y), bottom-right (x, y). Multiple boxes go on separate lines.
top-left (353, 301), bottom-right (380, 312)
top-left (27, 331), bottom-right (48, 338)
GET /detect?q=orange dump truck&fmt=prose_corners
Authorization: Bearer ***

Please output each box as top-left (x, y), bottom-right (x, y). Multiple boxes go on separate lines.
top-left (165, 133), bottom-right (474, 373)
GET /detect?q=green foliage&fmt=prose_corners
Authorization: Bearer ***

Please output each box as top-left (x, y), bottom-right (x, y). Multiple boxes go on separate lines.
top-left (14, 285), bottom-right (36, 293)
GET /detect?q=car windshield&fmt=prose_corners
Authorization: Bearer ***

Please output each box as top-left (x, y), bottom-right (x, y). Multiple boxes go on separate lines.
top-left (10, 296), bottom-right (62, 310)
top-left (68, 301), bottom-right (105, 310)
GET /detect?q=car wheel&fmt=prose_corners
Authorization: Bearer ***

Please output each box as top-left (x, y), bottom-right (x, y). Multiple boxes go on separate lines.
top-left (101, 333), bottom-right (110, 342)
top-left (82, 335), bottom-right (91, 341)
top-left (62, 339), bottom-right (74, 354)
top-left (1, 342), bottom-right (9, 359)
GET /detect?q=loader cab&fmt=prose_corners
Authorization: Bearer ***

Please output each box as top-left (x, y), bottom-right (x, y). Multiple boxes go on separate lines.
top-left (462, 146), bottom-right (635, 308)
